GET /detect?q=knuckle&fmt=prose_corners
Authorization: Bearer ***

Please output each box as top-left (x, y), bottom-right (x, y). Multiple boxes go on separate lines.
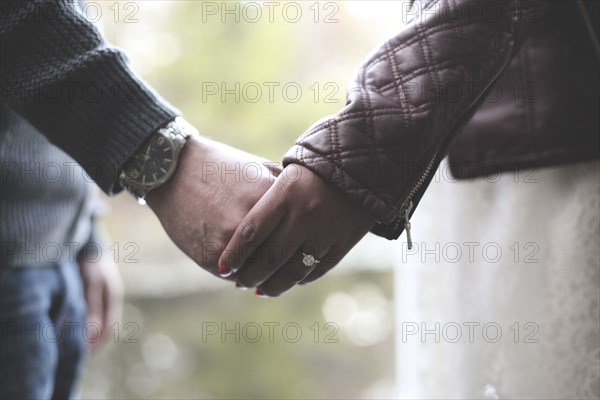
top-left (301, 195), bottom-right (323, 214)
top-left (323, 243), bottom-right (342, 260)
top-left (239, 220), bottom-right (256, 241)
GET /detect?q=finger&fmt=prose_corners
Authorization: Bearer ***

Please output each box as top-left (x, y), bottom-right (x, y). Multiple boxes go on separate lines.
top-left (299, 227), bottom-right (367, 284)
top-left (231, 217), bottom-right (307, 289)
top-left (83, 275), bottom-right (103, 324)
top-left (92, 263), bottom-right (123, 351)
top-left (296, 244), bottom-right (347, 285)
top-left (218, 181), bottom-right (286, 276)
top-left (88, 280), bottom-right (110, 351)
top-left (82, 274), bottom-right (104, 349)
top-left (107, 269), bottom-right (124, 325)
top-left (256, 240), bottom-right (333, 297)
top-left (99, 280), bottom-right (115, 345)
top-left (264, 161), bottom-right (282, 176)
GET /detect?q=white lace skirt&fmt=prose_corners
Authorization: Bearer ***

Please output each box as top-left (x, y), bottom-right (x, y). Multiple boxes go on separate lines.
top-left (394, 159), bottom-right (600, 399)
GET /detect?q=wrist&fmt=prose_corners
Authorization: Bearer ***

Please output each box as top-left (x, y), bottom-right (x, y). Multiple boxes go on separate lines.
top-left (119, 117), bottom-right (198, 203)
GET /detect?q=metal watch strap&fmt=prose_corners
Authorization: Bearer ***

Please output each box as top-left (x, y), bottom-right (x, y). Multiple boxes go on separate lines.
top-left (160, 116), bottom-right (194, 143)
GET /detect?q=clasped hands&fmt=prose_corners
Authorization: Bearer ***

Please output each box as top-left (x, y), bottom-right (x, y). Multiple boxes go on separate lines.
top-left (147, 136), bottom-right (375, 297)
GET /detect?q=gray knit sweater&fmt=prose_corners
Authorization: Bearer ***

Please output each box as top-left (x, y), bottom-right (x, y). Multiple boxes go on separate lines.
top-left (1, 1), bottom-right (179, 268)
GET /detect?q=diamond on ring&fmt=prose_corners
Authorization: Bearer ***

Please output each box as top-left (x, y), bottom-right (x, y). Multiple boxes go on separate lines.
top-left (301, 252), bottom-right (320, 267)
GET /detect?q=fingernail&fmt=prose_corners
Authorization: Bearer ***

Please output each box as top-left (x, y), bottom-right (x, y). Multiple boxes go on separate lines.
top-left (235, 282), bottom-right (249, 290)
top-left (218, 264), bottom-right (232, 277)
top-left (255, 288), bottom-right (268, 298)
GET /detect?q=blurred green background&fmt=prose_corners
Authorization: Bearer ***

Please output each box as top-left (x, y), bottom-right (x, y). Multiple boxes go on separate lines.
top-left (82, 2), bottom-right (409, 398)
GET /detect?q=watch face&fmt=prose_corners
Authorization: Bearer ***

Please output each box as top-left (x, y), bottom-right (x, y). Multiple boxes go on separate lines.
top-left (123, 133), bottom-right (176, 186)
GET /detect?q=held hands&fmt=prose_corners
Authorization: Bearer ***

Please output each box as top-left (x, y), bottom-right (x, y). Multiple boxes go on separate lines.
top-left (145, 135), bottom-right (373, 296)
top-left (219, 163), bottom-right (375, 297)
top-left (146, 136), bottom-right (281, 277)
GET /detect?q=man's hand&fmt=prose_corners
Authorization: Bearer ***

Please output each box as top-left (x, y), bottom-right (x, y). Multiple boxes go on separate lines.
top-left (219, 163), bottom-right (375, 297)
top-left (146, 136), bottom-right (281, 276)
top-left (78, 250), bottom-right (124, 351)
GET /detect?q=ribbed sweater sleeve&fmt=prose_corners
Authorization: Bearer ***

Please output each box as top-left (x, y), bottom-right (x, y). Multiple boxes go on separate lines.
top-left (0, 0), bottom-right (180, 194)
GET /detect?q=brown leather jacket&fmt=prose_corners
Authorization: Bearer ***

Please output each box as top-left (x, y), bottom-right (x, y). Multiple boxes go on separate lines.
top-left (283, 0), bottom-right (599, 241)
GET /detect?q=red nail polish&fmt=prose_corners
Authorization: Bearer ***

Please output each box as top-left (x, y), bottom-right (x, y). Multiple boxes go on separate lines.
top-left (218, 264), bottom-right (232, 277)
top-left (255, 288), bottom-right (268, 297)
top-left (235, 282), bottom-right (248, 290)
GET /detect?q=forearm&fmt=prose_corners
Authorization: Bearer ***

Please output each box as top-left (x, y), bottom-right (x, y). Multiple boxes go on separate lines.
top-left (0, 0), bottom-right (179, 193)
top-left (283, 0), bottom-right (524, 239)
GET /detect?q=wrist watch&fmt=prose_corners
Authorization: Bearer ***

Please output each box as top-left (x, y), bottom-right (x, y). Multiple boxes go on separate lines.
top-left (119, 117), bottom-right (198, 202)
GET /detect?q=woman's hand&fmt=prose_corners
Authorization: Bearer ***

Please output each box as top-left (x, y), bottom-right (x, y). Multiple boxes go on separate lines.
top-left (219, 163), bottom-right (375, 297)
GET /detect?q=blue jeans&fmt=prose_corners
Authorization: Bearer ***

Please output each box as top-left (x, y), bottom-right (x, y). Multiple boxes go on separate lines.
top-left (0, 262), bottom-right (88, 400)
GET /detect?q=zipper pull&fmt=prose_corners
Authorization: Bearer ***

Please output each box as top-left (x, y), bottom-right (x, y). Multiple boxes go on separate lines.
top-left (403, 200), bottom-right (414, 250)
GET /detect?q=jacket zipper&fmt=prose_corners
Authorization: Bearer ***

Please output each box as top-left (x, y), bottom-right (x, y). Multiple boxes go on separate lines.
top-left (390, 0), bottom-right (523, 248)
top-left (576, 0), bottom-right (600, 60)
top-left (393, 152), bottom-right (438, 250)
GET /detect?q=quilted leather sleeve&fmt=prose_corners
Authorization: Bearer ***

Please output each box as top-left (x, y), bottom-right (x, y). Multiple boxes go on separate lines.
top-left (283, 0), bottom-right (522, 240)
